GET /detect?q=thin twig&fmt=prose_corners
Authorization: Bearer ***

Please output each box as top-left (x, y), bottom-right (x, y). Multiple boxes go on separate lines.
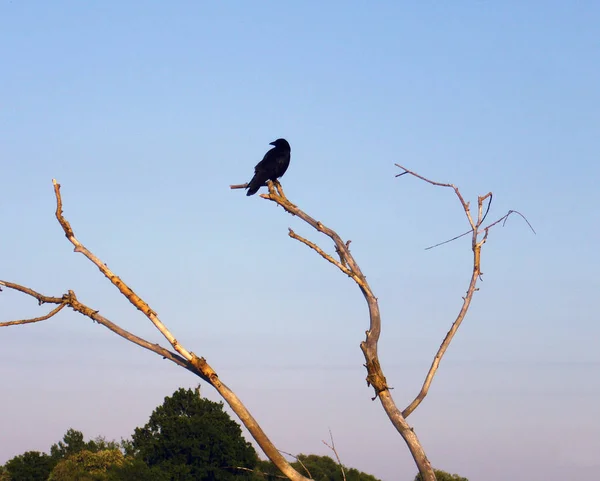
top-left (479, 193), bottom-right (493, 226)
top-left (488, 209), bottom-right (536, 234)
top-left (0, 303), bottom-right (66, 327)
top-left (322, 429), bottom-right (346, 481)
top-left (425, 207), bottom-right (535, 250)
top-left (424, 229), bottom-right (473, 250)
top-left (288, 229), bottom-right (354, 278)
top-left (228, 466), bottom-right (287, 479)
top-left (395, 164), bottom-right (473, 229)
top-left (0, 281), bottom-right (193, 371)
top-left (278, 451), bottom-right (313, 480)
top-left (0, 280), bottom-right (64, 304)
top-left (230, 183), bottom-right (249, 190)
top-left (260, 182), bottom-right (372, 296)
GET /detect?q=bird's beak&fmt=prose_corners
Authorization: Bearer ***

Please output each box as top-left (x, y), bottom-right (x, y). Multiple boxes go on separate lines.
top-left (269, 141), bottom-right (276, 146)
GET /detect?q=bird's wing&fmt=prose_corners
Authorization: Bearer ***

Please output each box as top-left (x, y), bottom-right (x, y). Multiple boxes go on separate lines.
top-left (254, 148), bottom-right (275, 172)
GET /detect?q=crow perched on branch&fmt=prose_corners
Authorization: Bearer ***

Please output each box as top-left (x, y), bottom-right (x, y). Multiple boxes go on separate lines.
top-left (246, 138), bottom-right (291, 196)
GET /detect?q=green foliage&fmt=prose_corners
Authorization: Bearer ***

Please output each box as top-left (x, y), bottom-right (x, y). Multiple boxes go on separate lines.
top-left (4, 430), bottom-right (122, 481)
top-left (3, 392), bottom-right (385, 481)
top-left (256, 454), bottom-right (381, 481)
top-left (50, 429), bottom-right (120, 461)
top-left (88, 437), bottom-right (121, 453)
top-left (131, 387), bottom-right (258, 480)
top-left (48, 449), bottom-right (125, 481)
top-left (294, 454), bottom-right (381, 481)
top-left (414, 468), bottom-right (468, 481)
top-left (50, 429), bottom-right (88, 460)
top-left (47, 450), bottom-right (169, 481)
top-left (119, 439), bottom-right (135, 457)
top-left (105, 457), bottom-right (170, 481)
top-left (252, 459), bottom-right (279, 478)
top-left (4, 450), bottom-right (55, 481)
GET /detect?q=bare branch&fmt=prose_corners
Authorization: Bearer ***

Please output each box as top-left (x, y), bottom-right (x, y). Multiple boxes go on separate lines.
top-left (230, 183), bottom-right (249, 190)
top-left (4, 181), bottom-right (312, 481)
top-left (402, 263), bottom-right (480, 418)
top-left (395, 164), bottom-right (476, 231)
top-left (395, 165), bottom-right (530, 421)
top-left (0, 280), bottom-right (64, 304)
top-left (485, 209), bottom-right (537, 235)
top-left (424, 229), bottom-right (473, 250)
top-left (250, 180), bottom-right (435, 480)
top-left (55, 180), bottom-right (312, 481)
top-left (0, 281), bottom-right (193, 372)
top-left (260, 182), bottom-right (371, 295)
top-left (278, 451), bottom-right (312, 480)
top-left (425, 207), bottom-right (535, 251)
top-left (229, 466), bottom-right (287, 479)
top-left (322, 429), bottom-right (346, 481)
top-left (52, 179), bottom-right (194, 362)
top-left (395, 166), bottom-right (483, 418)
top-left (288, 229), bottom-right (354, 278)
top-left (0, 303), bottom-right (66, 327)
top-left (479, 192), bottom-right (493, 226)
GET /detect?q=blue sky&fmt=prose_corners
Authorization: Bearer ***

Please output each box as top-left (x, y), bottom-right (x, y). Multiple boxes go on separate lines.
top-left (1, 1), bottom-right (599, 480)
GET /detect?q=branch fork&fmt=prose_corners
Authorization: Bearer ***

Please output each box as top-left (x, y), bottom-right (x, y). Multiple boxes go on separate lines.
top-left (2, 180), bottom-right (312, 481)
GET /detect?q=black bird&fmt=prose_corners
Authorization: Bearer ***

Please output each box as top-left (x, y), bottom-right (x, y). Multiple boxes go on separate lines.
top-left (246, 138), bottom-right (291, 196)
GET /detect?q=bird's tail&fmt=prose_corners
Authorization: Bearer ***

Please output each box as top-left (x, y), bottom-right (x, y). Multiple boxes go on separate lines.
top-left (246, 173), bottom-right (267, 196)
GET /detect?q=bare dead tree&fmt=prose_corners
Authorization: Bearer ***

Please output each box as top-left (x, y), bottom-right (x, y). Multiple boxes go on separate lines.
top-left (2, 167), bottom-right (529, 481)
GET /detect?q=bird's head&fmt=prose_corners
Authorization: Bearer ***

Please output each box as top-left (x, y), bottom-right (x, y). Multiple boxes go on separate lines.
top-left (269, 138), bottom-right (290, 150)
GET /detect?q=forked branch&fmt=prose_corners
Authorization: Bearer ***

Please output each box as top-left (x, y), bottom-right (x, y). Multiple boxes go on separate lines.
top-left (0, 302), bottom-right (66, 327)
top-left (0, 281), bottom-right (192, 370)
top-left (230, 180), bottom-right (436, 481)
top-left (52, 179), bottom-right (194, 362)
top-left (395, 164), bottom-right (533, 417)
top-left (1, 181), bottom-right (311, 481)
